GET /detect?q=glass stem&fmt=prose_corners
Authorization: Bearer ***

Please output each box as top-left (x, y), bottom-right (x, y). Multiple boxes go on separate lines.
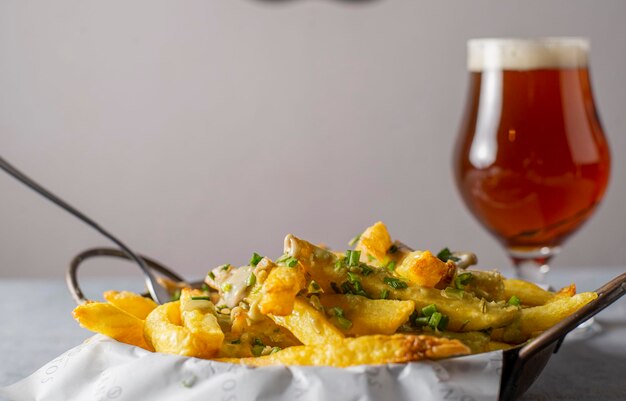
top-left (508, 246), bottom-right (561, 284)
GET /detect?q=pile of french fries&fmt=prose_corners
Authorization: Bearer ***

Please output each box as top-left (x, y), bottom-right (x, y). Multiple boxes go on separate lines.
top-left (73, 222), bottom-right (596, 367)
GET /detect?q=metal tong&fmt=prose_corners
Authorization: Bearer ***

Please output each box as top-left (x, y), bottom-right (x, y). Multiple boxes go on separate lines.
top-left (0, 155), bottom-right (173, 303)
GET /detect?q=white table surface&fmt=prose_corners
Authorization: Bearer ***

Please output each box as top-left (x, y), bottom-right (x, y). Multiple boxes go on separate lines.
top-left (1, 268), bottom-right (625, 401)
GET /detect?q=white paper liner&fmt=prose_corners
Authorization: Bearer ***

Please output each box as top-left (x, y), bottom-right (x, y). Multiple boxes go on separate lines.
top-left (1, 335), bottom-right (503, 401)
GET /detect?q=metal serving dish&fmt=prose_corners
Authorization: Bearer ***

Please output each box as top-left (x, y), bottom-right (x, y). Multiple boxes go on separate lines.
top-left (66, 247), bottom-right (626, 401)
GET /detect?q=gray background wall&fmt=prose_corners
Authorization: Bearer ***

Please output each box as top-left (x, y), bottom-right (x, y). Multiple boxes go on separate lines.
top-left (1, 0), bottom-right (625, 279)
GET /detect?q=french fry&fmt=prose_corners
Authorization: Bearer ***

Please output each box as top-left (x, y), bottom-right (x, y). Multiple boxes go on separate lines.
top-left (462, 270), bottom-right (505, 302)
top-left (259, 265), bottom-right (306, 316)
top-left (268, 297), bottom-right (344, 345)
top-left (430, 330), bottom-right (492, 354)
top-left (144, 298), bottom-right (224, 358)
top-left (286, 235), bottom-right (520, 332)
top-left (103, 291), bottom-right (158, 319)
top-left (520, 292), bottom-right (596, 337)
top-left (218, 334), bottom-right (470, 367)
top-left (71, 222), bottom-right (600, 364)
top-left (395, 251), bottom-right (455, 289)
top-left (493, 291), bottom-right (597, 342)
top-left (486, 341), bottom-right (515, 352)
top-left (283, 234), bottom-right (339, 291)
top-left (503, 279), bottom-right (553, 306)
top-left (73, 302), bottom-right (154, 351)
top-left (355, 221), bottom-right (393, 263)
top-left (548, 283), bottom-right (576, 302)
top-left (399, 287), bottom-right (519, 331)
top-left (318, 294), bottom-right (414, 335)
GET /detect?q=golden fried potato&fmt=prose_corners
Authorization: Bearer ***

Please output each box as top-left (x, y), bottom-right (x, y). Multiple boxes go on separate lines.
top-left (318, 294), bottom-right (415, 335)
top-left (269, 297), bottom-right (344, 345)
top-left (219, 334), bottom-right (470, 367)
top-left (144, 300), bottom-right (224, 358)
top-left (486, 341), bottom-right (515, 352)
top-left (397, 287), bottom-right (520, 332)
top-left (286, 235), bottom-right (519, 331)
top-left (395, 251), bottom-right (454, 289)
top-left (549, 283), bottom-right (576, 302)
top-left (519, 291), bottom-right (596, 337)
top-left (355, 221), bottom-right (393, 263)
top-left (492, 291), bottom-right (597, 342)
top-left (463, 270), bottom-right (505, 302)
top-left (71, 223), bottom-right (599, 363)
top-left (259, 265), bottom-right (306, 316)
top-left (503, 279), bottom-right (553, 306)
top-left (103, 291), bottom-right (157, 319)
top-left (431, 330), bottom-right (492, 354)
top-left (73, 302), bottom-right (154, 351)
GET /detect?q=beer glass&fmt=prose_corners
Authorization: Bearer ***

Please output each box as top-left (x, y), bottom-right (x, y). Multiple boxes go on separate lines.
top-left (454, 38), bottom-right (611, 283)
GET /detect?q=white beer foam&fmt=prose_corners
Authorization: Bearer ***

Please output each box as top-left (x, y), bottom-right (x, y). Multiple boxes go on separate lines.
top-left (468, 38), bottom-right (589, 71)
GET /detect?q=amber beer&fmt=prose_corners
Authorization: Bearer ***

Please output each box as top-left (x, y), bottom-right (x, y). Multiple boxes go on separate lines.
top-left (454, 39), bottom-right (610, 258)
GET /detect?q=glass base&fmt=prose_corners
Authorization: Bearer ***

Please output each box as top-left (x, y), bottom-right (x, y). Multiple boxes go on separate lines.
top-left (508, 246), bottom-right (561, 283)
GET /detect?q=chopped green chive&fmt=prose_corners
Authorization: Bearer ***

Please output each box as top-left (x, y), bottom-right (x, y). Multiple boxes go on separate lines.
top-left (360, 264), bottom-right (374, 276)
top-left (251, 345), bottom-right (265, 357)
top-left (437, 315), bottom-right (449, 330)
top-left (191, 296), bottom-right (211, 301)
top-left (414, 316), bottom-right (430, 326)
top-left (277, 253), bottom-right (298, 267)
top-left (250, 253), bottom-right (263, 267)
top-left (201, 283), bottom-right (210, 292)
top-left (221, 283), bottom-right (232, 292)
top-left (348, 233), bottom-right (362, 247)
top-left (380, 289), bottom-right (390, 299)
top-left (428, 312), bottom-right (443, 329)
top-left (246, 273), bottom-right (256, 287)
top-left (307, 280), bottom-right (322, 294)
top-left (207, 272), bottom-right (216, 280)
top-left (422, 304), bottom-right (438, 317)
top-left (347, 272), bottom-right (359, 283)
top-left (508, 295), bottom-right (521, 306)
top-left (385, 261), bottom-right (396, 271)
top-left (284, 257), bottom-right (298, 267)
top-left (454, 272), bottom-right (474, 289)
top-left (444, 287), bottom-right (464, 299)
top-left (347, 250), bottom-right (361, 267)
top-left (335, 316), bottom-right (353, 330)
top-left (270, 346), bottom-right (281, 354)
top-left (340, 281), bottom-right (352, 294)
top-left (384, 277), bottom-right (408, 290)
top-left (437, 247), bottom-right (460, 263)
top-left (170, 289), bottom-right (181, 302)
top-left (329, 307), bottom-right (353, 329)
top-left (334, 259), bottom-right (345, 270)
top-left (331, 307), bottom-right (345, 318)
top-left (219, 264), bottom-right (231, 271)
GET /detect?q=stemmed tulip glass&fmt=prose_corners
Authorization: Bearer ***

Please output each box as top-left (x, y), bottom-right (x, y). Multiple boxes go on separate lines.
top-left (454, 38), bottom-right (611, 284)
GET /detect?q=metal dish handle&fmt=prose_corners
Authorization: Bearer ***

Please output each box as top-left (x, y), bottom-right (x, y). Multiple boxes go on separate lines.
top-left (518, 271), bottom-right (626, 360)
top-left (66, 247), bottom-right (187, 305)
